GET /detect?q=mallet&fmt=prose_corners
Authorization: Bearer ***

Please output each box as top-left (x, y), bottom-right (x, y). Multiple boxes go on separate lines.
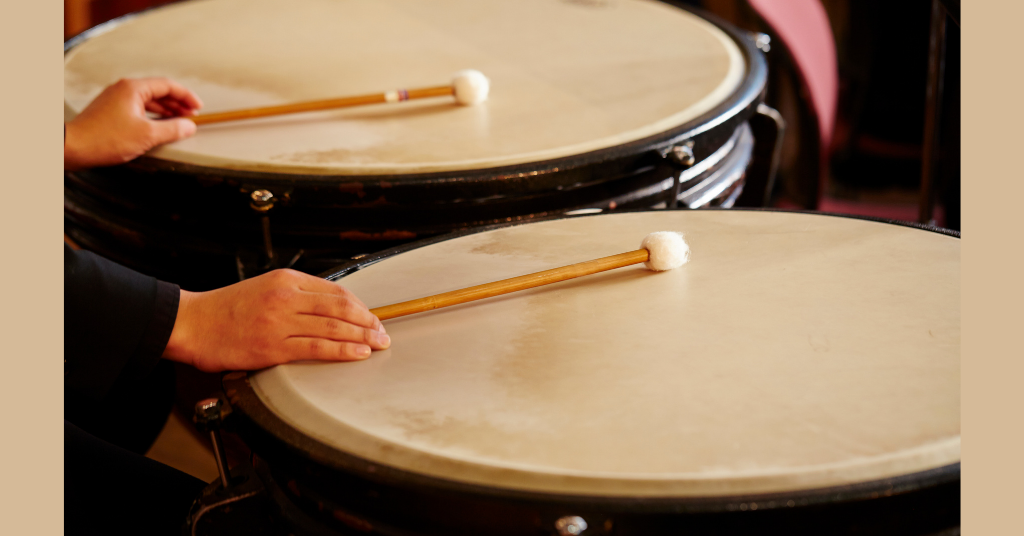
top-left (370, 231), bottom-right (690, 321)
top-left (188, 70), bottom-right (490, 126)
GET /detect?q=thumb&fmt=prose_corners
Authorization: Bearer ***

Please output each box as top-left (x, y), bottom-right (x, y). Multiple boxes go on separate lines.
top-left (148, 117), bottom-right (197, 146)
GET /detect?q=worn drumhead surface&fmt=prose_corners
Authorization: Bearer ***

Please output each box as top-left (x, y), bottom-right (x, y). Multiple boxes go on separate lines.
top-left (63, 0), bottom-right (744, 175)
top-left (252, 211), bottom-right (960, 497)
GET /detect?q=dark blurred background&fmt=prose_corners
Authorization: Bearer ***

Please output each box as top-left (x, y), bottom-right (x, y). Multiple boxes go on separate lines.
top-left (65, 0), bottom-right (960, 230)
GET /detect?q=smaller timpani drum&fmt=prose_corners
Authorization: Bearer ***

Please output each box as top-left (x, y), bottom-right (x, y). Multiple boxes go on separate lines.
top-left (204, 210), bottom-right (960, 535)
top-left (63, 0), bottom-right (771, 290)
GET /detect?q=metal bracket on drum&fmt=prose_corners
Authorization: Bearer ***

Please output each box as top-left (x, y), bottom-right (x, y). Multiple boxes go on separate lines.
top-left (734, 104), bottom-right (786, 207)
top-left (187, 397), bottom-right (277, 536)
top-left (671, 124), bottom-right (754, 209)
top-left (194, 398), bottom-right (234, 490)
top-left (658, 141), bottom-right (696, 209)
top-left (250, 189), bottom-right (277, 269)
top-left (236, 189), bottom-right (304, 280)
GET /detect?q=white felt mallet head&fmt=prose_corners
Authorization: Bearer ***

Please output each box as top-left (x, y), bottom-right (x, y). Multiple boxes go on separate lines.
top-left (451, 69), bottom-right (490, 105)
top-left (641, 231), bottom-right (690, 271)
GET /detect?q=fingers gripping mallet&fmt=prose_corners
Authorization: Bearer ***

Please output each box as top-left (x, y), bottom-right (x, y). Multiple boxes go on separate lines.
top-left (188, 70), bottom-right (490, 125)
top-left (370, 232), bottom-right (690, 321)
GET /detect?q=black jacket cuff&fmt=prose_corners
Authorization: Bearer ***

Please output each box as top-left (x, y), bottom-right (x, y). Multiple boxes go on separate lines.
top-left (119, 280), bottom-right (180, 384)
top-left (65, 245), bottom-right (181, 400)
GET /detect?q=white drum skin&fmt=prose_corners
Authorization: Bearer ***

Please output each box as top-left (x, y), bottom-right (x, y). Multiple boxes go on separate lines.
top-left (63, 0), bottom-right (744, 175)
top-left (251, 210), bottom-right (960, 498)
top-left (63, 0), bottom-right (767, 292)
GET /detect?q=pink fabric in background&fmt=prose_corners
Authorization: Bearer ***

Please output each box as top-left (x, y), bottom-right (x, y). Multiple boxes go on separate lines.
top-left (747, 0), bottom-right (838, 152)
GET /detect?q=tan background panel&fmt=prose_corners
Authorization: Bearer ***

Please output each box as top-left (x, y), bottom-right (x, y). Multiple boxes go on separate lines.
top-left (252, 211), bottom-right (960, 496)
top-left (63, 0), bottom-right (744, 175)
top-left (21, 1), bottom-right (1012, 533)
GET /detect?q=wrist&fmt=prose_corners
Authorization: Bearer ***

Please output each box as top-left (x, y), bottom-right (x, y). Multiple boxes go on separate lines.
top-left (163, 288), bottom-right (200, 367)
top-left (63, 121), bottom-right (86, 171)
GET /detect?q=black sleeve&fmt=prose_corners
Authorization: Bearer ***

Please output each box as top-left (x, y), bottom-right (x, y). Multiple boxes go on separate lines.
top-left (64, 244), bottom-right (180, 400)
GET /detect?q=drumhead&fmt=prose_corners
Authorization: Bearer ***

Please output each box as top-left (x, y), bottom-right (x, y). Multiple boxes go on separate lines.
top-left (250, 211), bottom-right (960, 497)
top-left (63, 0), bottom-right (745, 175)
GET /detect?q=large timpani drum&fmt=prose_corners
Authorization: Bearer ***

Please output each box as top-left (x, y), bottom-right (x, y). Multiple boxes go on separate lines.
top-left (210, 210), bottom-right (960, 535)
top-left (63, 0), bottom-right (768, 290)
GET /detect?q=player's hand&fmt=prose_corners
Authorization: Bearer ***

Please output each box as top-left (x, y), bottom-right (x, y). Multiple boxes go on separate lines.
top-left (163, 269), bottom-right (389, 372)
top-left (64, 77), bottom-right (203, 171)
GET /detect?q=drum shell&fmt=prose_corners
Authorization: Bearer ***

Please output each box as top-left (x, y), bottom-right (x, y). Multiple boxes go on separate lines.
top-left (217, 211), bottom-right (960, 536)
top-left (63, 3), bottom-right (767, 290)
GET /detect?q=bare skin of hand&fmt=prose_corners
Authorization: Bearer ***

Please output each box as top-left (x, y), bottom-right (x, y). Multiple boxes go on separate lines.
top-left (162, 269), bottom-right (390, 372)
top-left (64, 78), bottom-right (203, 171)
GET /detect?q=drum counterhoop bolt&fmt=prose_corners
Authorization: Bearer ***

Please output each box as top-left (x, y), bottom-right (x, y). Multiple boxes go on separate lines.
top-left (751, 32), bottom-right (771, 53)
top-left (194, 398), bottom-right (233, 490)
top-left (554, 516), bottom-right (588, 536)
top-left (250, 189), bottom-right (277, 266)
top-left (250, 189), bottom-right (276, 212)
top-left (668, 142), bottom-right (696, 168)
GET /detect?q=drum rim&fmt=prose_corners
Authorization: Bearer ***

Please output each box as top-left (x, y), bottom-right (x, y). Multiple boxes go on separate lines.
top-left (222, 209), bottom-right (959, 511)
top-left (227, 381), bottom-right (959, 514)
top-left (64, 0), bottom-right (767, 184)
top-left (226, 377), bottom-right (959, 512)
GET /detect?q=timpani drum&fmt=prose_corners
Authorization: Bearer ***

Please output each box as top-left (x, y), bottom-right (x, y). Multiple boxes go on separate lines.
top-left (63, 0), bottom-right (768, 290)
top-left (206, 210), bottom-right (960, 535)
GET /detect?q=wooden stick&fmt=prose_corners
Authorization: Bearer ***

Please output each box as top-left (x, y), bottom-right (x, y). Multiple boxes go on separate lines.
top-left (370, 249), bottom-right (650, 321)
top-left (189, 85), bottom-right (454, 125)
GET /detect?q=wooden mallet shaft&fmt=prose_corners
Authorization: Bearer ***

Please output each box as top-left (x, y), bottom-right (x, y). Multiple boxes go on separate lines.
top-left (189, 85), bottom-right (453, 125)
top-left (370, 249), bottom-right (650, 321)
